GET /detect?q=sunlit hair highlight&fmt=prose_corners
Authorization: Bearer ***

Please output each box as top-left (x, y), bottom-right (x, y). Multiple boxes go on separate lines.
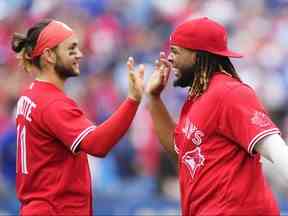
top-left (189, 51), bottom-right (240, 97)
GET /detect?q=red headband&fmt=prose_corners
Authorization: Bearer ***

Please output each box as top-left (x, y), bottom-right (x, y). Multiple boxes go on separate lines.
top-left (31, 20), bottom-right (75, 58)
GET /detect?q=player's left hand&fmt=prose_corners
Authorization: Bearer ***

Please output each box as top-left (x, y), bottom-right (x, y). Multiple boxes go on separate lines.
top-left (126, 56), bottom-right (145, 102)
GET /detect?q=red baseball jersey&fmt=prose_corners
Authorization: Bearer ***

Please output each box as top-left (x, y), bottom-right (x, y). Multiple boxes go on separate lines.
top-left (16, 80), bottom-right (96, 215)
top-left (174, 73), bottom-right (280, 215)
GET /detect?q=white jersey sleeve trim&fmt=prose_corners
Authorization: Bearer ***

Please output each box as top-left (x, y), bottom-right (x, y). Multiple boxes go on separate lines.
top-left (174, 144), bottom-right (180, 155)
top-left (174, 137), bottom-right (180, 155)
top-left (248, 128), bottom-right (280, 154)
top-left (71, 125), bottom-right (96, 153)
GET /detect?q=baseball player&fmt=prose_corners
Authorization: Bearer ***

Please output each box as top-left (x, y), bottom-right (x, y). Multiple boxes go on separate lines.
top-left (146, 17), bottom-right (288, 215)
top-left (12, 19), bottom-right (144, 215)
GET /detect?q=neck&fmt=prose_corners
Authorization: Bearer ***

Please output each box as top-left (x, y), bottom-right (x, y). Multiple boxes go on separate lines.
top-left (36, 68), bottom-right (66, 91)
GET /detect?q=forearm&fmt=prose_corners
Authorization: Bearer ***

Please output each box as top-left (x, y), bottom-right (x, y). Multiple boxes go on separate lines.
top-left (255, 134), bottom-right (288, 182)
top-left (268, 137), bottom-right (288, 182)
top-left (273, 147), bottom-right (288, 182)
top-left (146, 95), bottom-right (177, 160)
top-left (80, 98), bottom-right (139, 157)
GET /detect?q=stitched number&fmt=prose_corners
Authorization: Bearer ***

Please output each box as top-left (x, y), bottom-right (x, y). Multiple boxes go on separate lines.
top-left (17, 125), bottom-right (28, 174)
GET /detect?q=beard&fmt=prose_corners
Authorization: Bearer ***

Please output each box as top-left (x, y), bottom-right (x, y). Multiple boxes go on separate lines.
top-left (173, 63), bottom-right (198, 88)
top-left (54, 57), bottom-right (78, 79)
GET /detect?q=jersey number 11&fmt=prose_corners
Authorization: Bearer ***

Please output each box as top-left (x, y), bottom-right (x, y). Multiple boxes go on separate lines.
top-left (16, 125), bottom-right (28, 174)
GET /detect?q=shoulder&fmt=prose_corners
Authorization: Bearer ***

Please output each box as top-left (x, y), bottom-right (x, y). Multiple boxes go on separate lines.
top-left (208, 74), bottom-right (256, 102)
top-left (40, 97), bottom-right (84, 126)
top-left (20, 88), bottom-right (80, 118)
top-left (223, 82), bottom-right (257, 105)
top-left (213, 78), bottom-right (264, 111)
top-left (20, 82), bottom-right (68, 106)
top-left (43, 96), bottom-right (79, 113)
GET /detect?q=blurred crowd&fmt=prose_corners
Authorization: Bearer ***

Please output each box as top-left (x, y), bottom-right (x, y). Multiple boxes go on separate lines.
top-left (0, 0), bottom-right (288, 214)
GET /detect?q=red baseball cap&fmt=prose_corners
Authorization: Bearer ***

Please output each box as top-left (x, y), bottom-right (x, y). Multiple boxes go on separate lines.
top-left (170, 17), bottom-right (243, 58)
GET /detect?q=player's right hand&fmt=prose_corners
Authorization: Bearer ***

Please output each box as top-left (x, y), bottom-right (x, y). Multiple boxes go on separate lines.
top-left (127, 56), bottom-right (145, 102)
top-left (146, 52), bottom-right (171, 97)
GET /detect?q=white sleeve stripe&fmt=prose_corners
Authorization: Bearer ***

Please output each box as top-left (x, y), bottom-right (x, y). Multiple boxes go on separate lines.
top-left (248, 128), bottom-right (280, 154)
top-left (173, 137), bottom-right (179, 154)
top-left (174, 144), bottom-right (180, 154)
top-left (70, 125), bottom-right (96, 153)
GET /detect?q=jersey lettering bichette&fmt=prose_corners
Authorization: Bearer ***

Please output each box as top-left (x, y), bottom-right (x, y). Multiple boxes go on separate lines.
top-left (16, 81), bottom-right (94, 215)
top-left (16, 96), bottom-right (37, 174)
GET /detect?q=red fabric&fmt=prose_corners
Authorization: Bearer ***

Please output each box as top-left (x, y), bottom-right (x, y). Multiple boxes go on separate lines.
top-left (32, 20), bottom-right (74, 58)
top-left (81, 98), bottom-right (139, 157)
top-left (174, 73), bottom-right (280, 215)
top-left (170, 17), bottom-right (243, 58)
top-left (218, 83), bottom-right (280, 153)
top-left (16, 80), bottom-right (93, 215)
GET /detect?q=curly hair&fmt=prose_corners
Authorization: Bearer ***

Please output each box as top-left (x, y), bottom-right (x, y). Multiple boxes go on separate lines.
top-left (189, 51), bottom-right (240, 96)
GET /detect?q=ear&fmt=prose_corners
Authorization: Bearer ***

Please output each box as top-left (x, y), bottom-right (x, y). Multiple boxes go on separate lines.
top-left (42, 48), bottom-right (57, 64)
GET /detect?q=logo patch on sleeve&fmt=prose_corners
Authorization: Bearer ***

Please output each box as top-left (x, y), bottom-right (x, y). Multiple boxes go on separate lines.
top-left (251, 111), bottom-right (271, 128)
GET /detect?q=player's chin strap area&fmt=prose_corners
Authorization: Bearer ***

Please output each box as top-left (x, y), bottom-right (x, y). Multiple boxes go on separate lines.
top-left (80, 98), bottom-right (139, 157)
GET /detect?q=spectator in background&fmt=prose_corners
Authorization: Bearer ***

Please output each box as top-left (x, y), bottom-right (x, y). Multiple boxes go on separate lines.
top-left (0, 121), bottom-right (18, 214)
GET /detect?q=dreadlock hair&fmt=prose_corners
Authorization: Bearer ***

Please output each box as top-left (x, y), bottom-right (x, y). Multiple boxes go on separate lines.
top-left (190, 50), bottom-right (241, 97)
top-left (11, 19), bottom-right (52, 72)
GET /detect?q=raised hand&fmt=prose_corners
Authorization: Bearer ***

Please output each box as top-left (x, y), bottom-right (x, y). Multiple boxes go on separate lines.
top-left (146, 52), bottom-right (171, 97)
top-left (127, 56), bottom-right (145, 102)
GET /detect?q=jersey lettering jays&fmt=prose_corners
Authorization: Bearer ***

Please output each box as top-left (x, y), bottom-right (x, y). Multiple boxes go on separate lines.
top-left (174, 73), bottom-right (280, 215)
top-left (182, 118), bottom-right (204, 146)
top-left (180, 118), bottom-right (205, 178)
